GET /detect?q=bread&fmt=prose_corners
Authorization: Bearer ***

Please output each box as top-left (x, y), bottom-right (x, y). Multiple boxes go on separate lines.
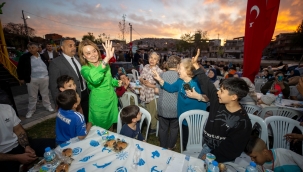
top-left (56, 162), bottom-right (70, 172)
top-left (114, 140), bottom-right (128, 151)
top-left (104, 140), bottom-right (116, 148)
top-left (218, 163), bottom-right (226, 172)
top-left (62, 148), bottom-right (72, 157)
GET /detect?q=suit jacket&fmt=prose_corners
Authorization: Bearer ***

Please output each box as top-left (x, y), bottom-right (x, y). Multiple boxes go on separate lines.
top-left (17, 52), bottom-right (49, 83)
top-left (43, 50), bottom-right (59, 61)
top-left (49, 55), bottom-right (83, 102)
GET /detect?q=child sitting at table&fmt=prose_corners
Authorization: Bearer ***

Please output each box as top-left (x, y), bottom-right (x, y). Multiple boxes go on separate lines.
top-left (244, 136), bottom-right (303, 171)
top-left (192, 49), bottom-right (252, 163)
top-left (57, 75), bottom-right (84, 115)
top-left (56, 89), bottom-right (92, 144)
top-left (120, 105), bottom-right (145, 141)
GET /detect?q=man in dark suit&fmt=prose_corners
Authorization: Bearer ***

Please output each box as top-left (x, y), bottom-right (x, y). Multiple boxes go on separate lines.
top-left (43, 43), bottom-right (59, 62)
top-left (141, 49), bottom-right (149, 65)
top-left (133, 50), bottom-right (141, 67)
top-left (48, 37), bottom-right (89, 122)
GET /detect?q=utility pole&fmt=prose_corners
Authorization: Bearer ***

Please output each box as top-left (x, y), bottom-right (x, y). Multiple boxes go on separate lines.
top-left (21, 10), bottom-right (30, 42)
top-left (129, 23), bottom-right (132, 43)
top-left (118, 14), bottom-right (126, 41)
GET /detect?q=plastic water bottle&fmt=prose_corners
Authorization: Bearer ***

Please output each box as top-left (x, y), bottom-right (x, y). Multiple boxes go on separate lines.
top-left (278, 93), bottom-right (283, 104)
top-left (207, 160), bottom-right (219, 172)
top-left (44, 147), bottom-right (56, 162)
top-left (245, 161), bottom-right (258, 172)
top-left (132, 147), bottom-right (141, 169)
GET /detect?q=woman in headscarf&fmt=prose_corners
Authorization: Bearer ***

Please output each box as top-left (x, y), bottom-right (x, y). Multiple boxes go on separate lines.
top-left (115, 67), bottom-right (126, 79)
top-left (207, 68), bottom-right (220, 89)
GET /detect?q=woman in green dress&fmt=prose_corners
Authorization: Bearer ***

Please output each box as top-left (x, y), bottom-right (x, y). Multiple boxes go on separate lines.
top-left (79, 39), bottom-right (122, 130)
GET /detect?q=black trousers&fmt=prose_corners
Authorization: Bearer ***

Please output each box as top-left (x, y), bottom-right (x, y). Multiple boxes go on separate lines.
top-left (0, 138), bottom-right (56, 172)
top-left (182, 125), bottom-right (189, 151)
top-left (158, 116), bottom-right (179, 149)
top-left (81, 89), bottom-right (89, 123)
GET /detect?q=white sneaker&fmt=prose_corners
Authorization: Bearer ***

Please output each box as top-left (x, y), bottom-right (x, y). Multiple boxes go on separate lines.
top-left (26, 112), bottom-right (33, 118)
top-left (46, 107), bottom-right (54, 112)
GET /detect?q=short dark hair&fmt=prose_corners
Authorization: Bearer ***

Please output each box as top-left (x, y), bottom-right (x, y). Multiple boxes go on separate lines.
top-left (56, 89), bottom-right (77, 110)
top-left (275, 71), bottom-right (284, 76)
top-left (60, 37), bottom-right (75, 47)
top-left (27, 42), bottom-right (39, 48)
top-left (220, 77), bottom-right (249, 101)
top-left (120, 105), bottom-right (140, 124)
top-left (57, 75), bottom-right (74, 89)
top-left (119, 73), bottom-right (127, 79)
top-left (244, 136), bottom-right (259, 155)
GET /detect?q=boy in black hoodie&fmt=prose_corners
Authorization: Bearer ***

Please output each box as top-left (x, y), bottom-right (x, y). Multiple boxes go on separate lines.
top-left (192, 49), bottom-right (252, 163)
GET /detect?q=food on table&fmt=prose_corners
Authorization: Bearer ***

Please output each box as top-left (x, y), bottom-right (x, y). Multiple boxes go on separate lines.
top-left (62, 148), bottom-right (73, 157)
top-left (114, 139), bottom-right (128, 151)
top-left (55, 162), bottom-right (70, 172)
top-left (104, 140), bottom-right (116, 148)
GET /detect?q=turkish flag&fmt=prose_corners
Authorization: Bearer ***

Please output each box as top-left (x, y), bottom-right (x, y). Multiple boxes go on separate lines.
top-left (243, 0), bottom-right (280, 82)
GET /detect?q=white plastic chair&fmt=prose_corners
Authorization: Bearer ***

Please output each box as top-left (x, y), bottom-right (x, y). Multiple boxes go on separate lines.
top-left (265, 116), bottom-right (303, 152)
top-left (119, 91), bottom-right (138, 108)
top-left (258, 107), bottom-right (302, 120)
top-left (117, 107), bottom-right (151, 141)
top-left (248, 113), bottom-right (268, 144)
top-left (179, 110), bottom-right (209, 157)
top-left (127, 74), bottom-right (134, 82)
top-left (242, 104), bottom-right (261, 114)
top-left (132, 69), bottom-right (140, 81)
top-left (255, 82), bottom-right (265, 93)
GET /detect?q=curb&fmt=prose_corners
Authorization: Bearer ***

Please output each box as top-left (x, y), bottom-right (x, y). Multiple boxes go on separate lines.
top-left (23, 112), bottom-right (57, 130)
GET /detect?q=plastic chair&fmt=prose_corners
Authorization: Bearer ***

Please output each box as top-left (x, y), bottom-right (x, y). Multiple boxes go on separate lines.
top-left (117, 107), bottom-right (151, 141)
top-left (179, 110), bottom-right (209, 157)
top-left (258, 107), bottom-right (302, 120)
top-left (265, 116), bottom-right (303, 152)
top-left (119, 91), bottom-right (138, 108)
top-left (242, 104), bottom-right (261, 114)
top-left (248, 113), bottom-right (268, 144)
top-left (127, 74), bottom-right (134, 82)
top-left (255, 82), bottom-right (265, 93)
top-left (132, 69), bottom-right (140, 81)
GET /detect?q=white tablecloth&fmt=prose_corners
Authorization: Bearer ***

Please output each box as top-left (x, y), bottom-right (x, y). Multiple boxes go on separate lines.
top-left (274, 99), bottom-right (303, 112)
top-left (55, 126), bottom-right (205, 172)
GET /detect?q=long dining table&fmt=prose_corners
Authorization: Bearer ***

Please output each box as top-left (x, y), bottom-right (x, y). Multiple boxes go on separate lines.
top-left (54, 126), bottom-right (205, 172)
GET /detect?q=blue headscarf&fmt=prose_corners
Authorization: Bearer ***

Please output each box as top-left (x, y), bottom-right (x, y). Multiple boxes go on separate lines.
top-left (208, 68), bottom-right (217, 83)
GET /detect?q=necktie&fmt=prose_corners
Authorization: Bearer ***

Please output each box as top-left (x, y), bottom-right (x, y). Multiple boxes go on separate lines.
top-left (71, 58), bottom-right (84, 90)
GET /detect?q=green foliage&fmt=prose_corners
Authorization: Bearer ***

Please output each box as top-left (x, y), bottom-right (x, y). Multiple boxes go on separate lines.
top-left (82, 32), bottom-right (95, 42)
top-left (177, 30), bottom-right (209, 53)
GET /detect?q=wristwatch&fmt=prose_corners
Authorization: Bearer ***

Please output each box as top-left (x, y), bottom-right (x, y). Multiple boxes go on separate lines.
top-left (102, 61), bottom-right (108, 66)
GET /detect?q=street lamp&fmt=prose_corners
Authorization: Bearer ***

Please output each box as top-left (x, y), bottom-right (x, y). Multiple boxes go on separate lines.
top-left (21, 10), bottom-right (30, 42)
top-left (129, 23), bottom-right (132, 43)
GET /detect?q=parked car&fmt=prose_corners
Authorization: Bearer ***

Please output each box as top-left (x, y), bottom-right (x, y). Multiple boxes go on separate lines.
top-left (227, 55), bottom-right (236, 59)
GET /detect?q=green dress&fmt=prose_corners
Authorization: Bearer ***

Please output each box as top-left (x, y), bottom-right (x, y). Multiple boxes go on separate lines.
top-left (81, 62), bottom-right (119, 129)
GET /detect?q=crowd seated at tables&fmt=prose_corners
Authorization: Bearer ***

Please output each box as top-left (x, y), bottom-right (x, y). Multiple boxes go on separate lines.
top-left (2, 43), bottom-right (303, 172)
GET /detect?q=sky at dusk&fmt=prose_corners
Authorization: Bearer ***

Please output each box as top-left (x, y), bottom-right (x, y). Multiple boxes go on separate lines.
top-left (1, 0), bottom-right (302, 43)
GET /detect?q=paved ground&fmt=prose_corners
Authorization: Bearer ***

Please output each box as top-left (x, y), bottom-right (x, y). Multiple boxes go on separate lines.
top-left (11, 84), bottom-right (56, 129)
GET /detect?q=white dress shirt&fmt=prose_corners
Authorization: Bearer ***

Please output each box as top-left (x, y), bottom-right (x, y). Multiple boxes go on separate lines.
top-left (62, 53), bottom-right (86, 91)
top-left (48, 51), bottom-right (53, 59)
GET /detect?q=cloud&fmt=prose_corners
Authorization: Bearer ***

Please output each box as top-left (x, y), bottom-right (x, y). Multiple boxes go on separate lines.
top-left (95, 4), bottom-right (100, 8)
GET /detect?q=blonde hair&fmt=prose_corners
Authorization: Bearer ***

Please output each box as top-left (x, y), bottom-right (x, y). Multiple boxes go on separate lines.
top-left (78, 39), bottom-right (101, 66)
top-left (148, 52), bottom-right (160, 61)
top-left (181, 58), bottom-right (195, 77)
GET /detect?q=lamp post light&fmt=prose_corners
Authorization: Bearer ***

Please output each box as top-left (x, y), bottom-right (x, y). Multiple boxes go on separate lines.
top-left (21, 10), bottom-right (30, 42)
top-left (129, 23), bottom-right (132, 43)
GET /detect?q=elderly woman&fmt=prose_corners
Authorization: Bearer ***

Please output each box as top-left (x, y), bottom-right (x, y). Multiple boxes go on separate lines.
top-left (139, 52), bottom-right (163, 134)
top-left (153, 58), bottom-right (208, 151)
top-left (156, 55), bottom-right (180, 150)
top-left (261, 71), bottom-right (290, 98)
top-left (79, 39), bottom-right (121, 130)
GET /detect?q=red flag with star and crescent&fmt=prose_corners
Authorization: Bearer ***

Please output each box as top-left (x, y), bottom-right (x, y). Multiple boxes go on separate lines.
top-left (243, 0), bottom-right (280, 82)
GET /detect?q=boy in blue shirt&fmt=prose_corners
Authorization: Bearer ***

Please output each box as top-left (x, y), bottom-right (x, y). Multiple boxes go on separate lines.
top-left (56, 89), bottom-right (92, 144)
top-left (120, 105), bottom-right (145, 141)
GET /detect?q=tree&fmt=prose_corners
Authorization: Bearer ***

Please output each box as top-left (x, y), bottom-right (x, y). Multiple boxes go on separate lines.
top-left (176, 32), bottom-right (194, 52)
top-left (194, 30), bottom-right (209, 50)
top-left (82, 32), bottom-right (95, 42)
top-left (94, 34), bottom-right (103, 45)
top-left (292, 20), bottom-right (303, 47)
top-left (3, 22), bottom-right (36, 50)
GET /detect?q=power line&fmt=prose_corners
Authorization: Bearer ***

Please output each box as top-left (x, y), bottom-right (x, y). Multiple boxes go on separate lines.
top-left (132, 28), bottom-right (142, 38)
top-left (23, 10), bottom-right (116, 30)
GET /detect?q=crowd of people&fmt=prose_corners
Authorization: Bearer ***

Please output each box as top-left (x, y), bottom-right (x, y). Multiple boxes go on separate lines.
top-left (1, 39), bottom-right (303, 171)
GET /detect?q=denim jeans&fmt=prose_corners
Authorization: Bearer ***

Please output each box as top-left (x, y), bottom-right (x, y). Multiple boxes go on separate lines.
top-left (198, 144), bottom-right (212, 159)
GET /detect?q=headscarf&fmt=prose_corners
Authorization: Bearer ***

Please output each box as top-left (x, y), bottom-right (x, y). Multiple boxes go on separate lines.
top-left (225, 69), bottom-right (237, 79)
top-left (116, 67), bottom-right (126, 79)
top-left (208, 69), bottom-right (217, 83)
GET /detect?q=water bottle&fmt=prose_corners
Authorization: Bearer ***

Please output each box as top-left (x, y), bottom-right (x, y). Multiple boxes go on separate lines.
top-left (44, 147), bottom-right (56, 162)
top-left (207, 160), bottom-right (219, 172)
top-left (132, 147), bottom-right (141, 169)
top-left (278, 93), bottom-right (283, 104)
top-left (245, 161), bottom-right (258, 172)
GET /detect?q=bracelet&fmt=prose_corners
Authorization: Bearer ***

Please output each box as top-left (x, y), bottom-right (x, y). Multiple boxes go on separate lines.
top-left (102, 61), bottom-right (108, 66)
